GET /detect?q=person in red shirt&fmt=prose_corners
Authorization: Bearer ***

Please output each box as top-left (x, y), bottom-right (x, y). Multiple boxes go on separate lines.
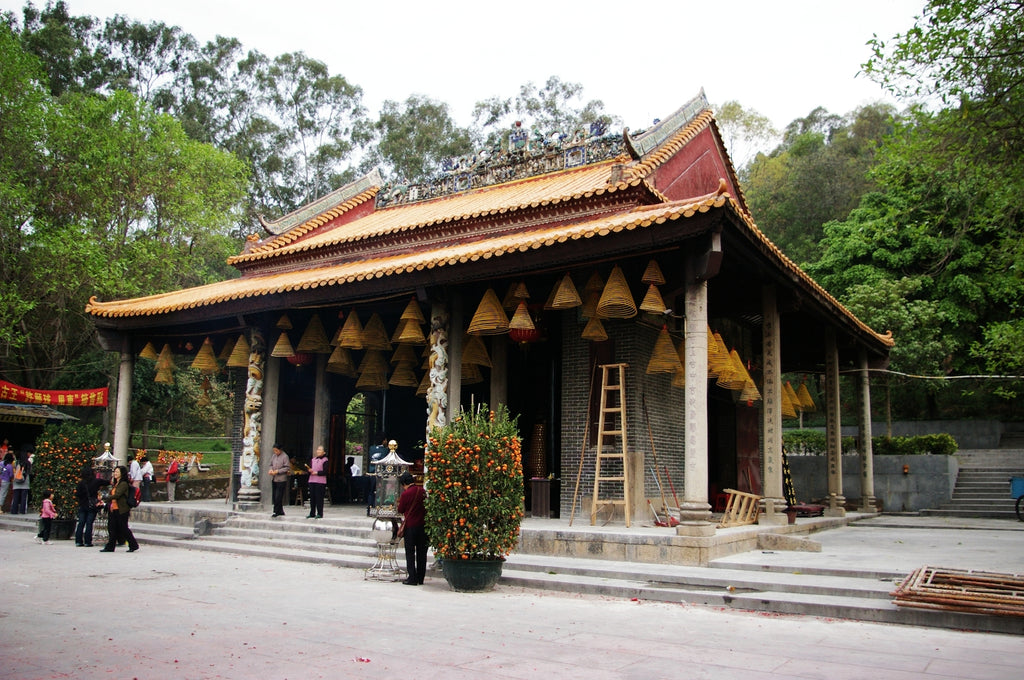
top-left (397, 472), bottom-right (427, 585)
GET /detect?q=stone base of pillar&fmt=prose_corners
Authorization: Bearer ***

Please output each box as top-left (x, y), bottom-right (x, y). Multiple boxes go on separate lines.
top-left (677, 501), bottom-right (711, 523)
top-left (859, 495), bottom-right (878, 513)
top-left (236, 486), bottom-right (261, 509)
top-left (675, 521), bottom-right (716, 537)
top-left (824, 493), bottom-right (846, 517)
top-left (758, 497), bottom-right (789, 525)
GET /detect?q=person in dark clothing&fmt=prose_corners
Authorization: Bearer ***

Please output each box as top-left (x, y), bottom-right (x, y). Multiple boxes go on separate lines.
top-left (100, 465), bottom-right (139, 553)
top-left (396, 471), bottom-right (427, 585)
top-left (75, 466), bottom-right (108, 547)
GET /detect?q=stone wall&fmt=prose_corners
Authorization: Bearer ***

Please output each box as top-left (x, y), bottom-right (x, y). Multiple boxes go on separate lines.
top-left (787, 454), bottom-right (958, 512)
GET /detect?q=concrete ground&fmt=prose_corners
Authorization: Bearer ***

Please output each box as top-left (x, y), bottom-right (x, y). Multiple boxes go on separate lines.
top-left (1, 514), bottom-right (1022, 680)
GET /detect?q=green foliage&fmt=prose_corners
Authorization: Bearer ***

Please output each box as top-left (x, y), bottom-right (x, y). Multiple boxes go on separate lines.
top-left (363, 94), bottom-right (473, 182)
top-left (425, 404), bottom-right (524, 560)
top-left (783, 430), bottom-right (958, 456)
top-left (742, 104), bottom-right (897, 264)
top-left (32, 423), bottom-right (101, 519)
top-left (713, 100), bottom-right (778, 167)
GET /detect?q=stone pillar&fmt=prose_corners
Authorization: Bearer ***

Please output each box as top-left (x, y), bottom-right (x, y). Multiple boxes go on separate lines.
top-left (312, 353), bottom-right (330, 451)
top-left (112, 336), bottom-right (134, 463)
top-left (237, 330), bottom-right (265, 508)
top-left (446, 293), bottom-right (463, 422)
top-left (427, 303), bottom-right (450, 436)
top-left (824, 328), bottom-right (846, 517)
top-left (490, 334), bottom-right (508, 409)
top-left (260, 347), bottom-right (281, 509)
top-left (759, 285), bottom-right (786, 524)
top-left (679, 276), bottom-right (712, 524)
top-left (858, 349), bottom-right (877, 512)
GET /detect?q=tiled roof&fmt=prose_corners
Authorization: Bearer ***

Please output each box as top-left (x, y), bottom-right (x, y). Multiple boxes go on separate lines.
top-left (229, 159), bottom-right (637, 264)
top-left (84, 188), bottom-right (894, 348)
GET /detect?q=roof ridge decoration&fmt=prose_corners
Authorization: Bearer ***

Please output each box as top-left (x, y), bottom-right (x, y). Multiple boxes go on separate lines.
top-left (257, 168), bottom-right (384, 236)
top-left (624, 89), bottom-right (710, 160)
top-left (376, 122), bottom-right (628, 209)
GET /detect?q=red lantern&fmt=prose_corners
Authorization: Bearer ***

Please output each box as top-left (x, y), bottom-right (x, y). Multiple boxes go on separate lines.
top-left (287, 353), bottom-right (314, 367)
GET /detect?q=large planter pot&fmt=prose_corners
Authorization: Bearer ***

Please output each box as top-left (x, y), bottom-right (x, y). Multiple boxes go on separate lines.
top-left (51, 518), bottom-right (77, 541)
top-left (441, 558), bottom-right (504, 592)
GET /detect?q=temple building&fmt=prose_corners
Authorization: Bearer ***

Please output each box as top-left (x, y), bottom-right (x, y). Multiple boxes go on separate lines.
top-left (86, 91), bottom-right (893, 528)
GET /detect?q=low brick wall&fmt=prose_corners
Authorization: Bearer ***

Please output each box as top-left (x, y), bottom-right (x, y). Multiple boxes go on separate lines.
top-left (146, 474), bottom-right (229, 503)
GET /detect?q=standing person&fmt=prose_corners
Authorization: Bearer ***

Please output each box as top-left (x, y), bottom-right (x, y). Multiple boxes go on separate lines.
top-left (165, 457), bottom-right (180, 502)
top-left (397, 471), bottom-right (427, 586)
top-left (128, 453), bottom-right (143, 492)
top-left (0, 452), bottom-right (13, 514)
top-left (10, 450), bottom-right (31, 515)
top-left (305, 445), bottom-right (327, 519)
top-left (74, 466), bottom-right (107, 547)
top-left (268, 444), bottom-right (290, 517)
top-left (138, 454), bottom-right (154, 502)
top-left (100, 465), bottom-right (139, 553)
top-left (35, 489), bottom-right (56, 544)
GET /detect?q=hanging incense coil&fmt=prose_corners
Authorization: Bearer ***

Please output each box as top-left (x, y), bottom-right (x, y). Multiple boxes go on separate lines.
top-left (296, 314), bottom-right (332, 354)
top-left (390, 344), bottom-right (418, 365)
top-left (191, 337), bottom-right (219, 374)
top-left (338, 311), bottom-right (364, 349)
top-left (356, 370), bottom-right (388, 391)
top-left (796, 382), bottom-right (817, 412)
top-left (502, 280), bottom-right (530, 310)
top-left (275, 314), bottom-right (293, 330)
top-left (392, 318), bottom-right (426, 345)
top-left (467, 288), bottom-right (509, 335)
top-left (415, 370), bottom-right (431, 397)
top-left (154, 365), bottom-right (174, 384)
top-left (641, 259), bottom-right (666, 285)
top-left (709, 332), bottom-right (732, 379)
top-left (400, 297), bottom-right (426, 324)
top-left (638, 284), bottom-right (667, 314)
top-left (581, 317), bottom-right (608, 342)
top-left (546, 272), bottom-right (582, 310)
top-left (218, 337), bottom-right (235, 362)
top-left (716, 349), bottom-right (748, 391)
top-left (227, 333), bottom-right (251, 368)
top-left (357, 349), bottom-right (389, 376)
top-left (596, 265), bottom-right (637, 319)
top-left (462, 335), bottom-right (492, 367)
top-left (271, 332), bottom-right (296, 358)
top-left (389, 365), bottom-right (419, 388)
top-left (580, 291), bottom-right (601, 319)
top-left (362, 313), bottom-right (392, 350)
top-left (138, 341), bottom-right (159, 361)
top-left (509, 301), bottom-right (536, 331)
top-left (584, 270), bottom-right (604, 292)
top-left (326, 346), bottom-right (357, 376)
top-left (706, 327), bottom-right (720, 378)
top-left (784, 381), bottom-right (802, 411)
top-left (646, 326), bottom-right (683, 374)
top-left (781, 382), bottom-right (798, 418)
top-left (156, 343), bottom-right (174, 371)
top-left (672, 367), bottom-right (685, 389)
top-left (740, 377), bottom-right (762, 403)
top-left (461, 362), bottom-right (484, 384)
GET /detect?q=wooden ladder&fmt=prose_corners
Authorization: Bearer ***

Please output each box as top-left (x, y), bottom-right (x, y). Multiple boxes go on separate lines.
top-left (591, 363), bottom-right (631, 527)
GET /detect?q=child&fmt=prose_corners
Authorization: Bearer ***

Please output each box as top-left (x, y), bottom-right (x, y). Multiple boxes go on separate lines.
top-left (36, 489), bottom-right (56, 544)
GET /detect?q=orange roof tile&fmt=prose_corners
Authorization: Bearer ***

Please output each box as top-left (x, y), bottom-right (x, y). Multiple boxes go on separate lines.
top-left (84, 190), bottom-right (893, 348)
top-left (229, 159), bottom-right (637, 264)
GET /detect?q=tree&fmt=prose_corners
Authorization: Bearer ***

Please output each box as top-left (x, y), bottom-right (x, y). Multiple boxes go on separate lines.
top-left (714, 100), bottom-right (778, 167)
top-left (742, 104), bottom-right (897, 265)
top-left (472, 76), bottom-right (618, 146)
top-left (362, 94), bottom-right (473, 182)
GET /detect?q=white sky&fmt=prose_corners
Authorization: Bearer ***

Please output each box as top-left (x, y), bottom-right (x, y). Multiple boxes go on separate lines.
top-left (5, 0), bottom-right (925, 138)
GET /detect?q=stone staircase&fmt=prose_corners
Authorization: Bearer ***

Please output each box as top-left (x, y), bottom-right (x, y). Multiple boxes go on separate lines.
top-left (923, 449), bottom-right (1024, 519)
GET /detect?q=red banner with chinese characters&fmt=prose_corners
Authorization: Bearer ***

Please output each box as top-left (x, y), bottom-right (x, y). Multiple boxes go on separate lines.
top-left (0, 380), bottom-right (108, 407)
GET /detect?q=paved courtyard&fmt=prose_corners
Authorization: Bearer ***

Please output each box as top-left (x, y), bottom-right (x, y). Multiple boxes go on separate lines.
top-left (1, 528), bottom-right (1021, 679)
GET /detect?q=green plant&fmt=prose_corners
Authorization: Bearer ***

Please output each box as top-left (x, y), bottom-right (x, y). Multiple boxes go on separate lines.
top-left (424, 403), bottom-right (524, 561)
top-left (32, 424), bottom-right (101, 519)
